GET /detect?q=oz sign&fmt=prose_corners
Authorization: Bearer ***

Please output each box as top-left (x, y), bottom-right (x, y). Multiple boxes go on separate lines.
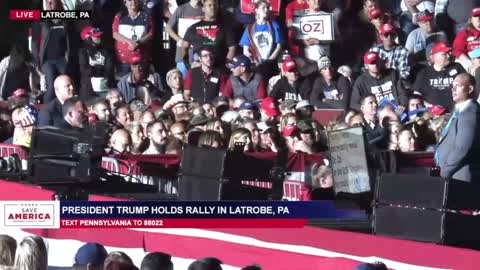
top-left (293, 13), bottom-right (335, 41)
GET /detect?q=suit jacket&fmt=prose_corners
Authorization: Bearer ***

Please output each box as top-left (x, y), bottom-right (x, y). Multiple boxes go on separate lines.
top-left (436, 100), bottom-right (480, 182)
top-left (38, 98), bottom-right (67, 128)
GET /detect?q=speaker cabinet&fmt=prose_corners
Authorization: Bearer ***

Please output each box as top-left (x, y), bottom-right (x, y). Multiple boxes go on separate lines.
top-left (178, 146), bottom-right (273, 201)
top-left (374, 205), bottom-right (444, 243)
top-left (374, 173), bottom-right (480, 249)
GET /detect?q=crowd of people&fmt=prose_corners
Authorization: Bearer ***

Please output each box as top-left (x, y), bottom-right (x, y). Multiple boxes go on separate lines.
top-left (0, 0), bottom-right (479, 192)
top-left (0, 234), bottom-right (388, 270)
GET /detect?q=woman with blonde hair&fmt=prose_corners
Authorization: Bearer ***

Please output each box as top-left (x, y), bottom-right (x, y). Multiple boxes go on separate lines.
top-left (228, 128), bottom-right (253, 152)
top-left (126, 121), bottom-right (146, 154)
top-left (310, 161), bottom-right (335, 200)
top-left (165, 68), bottom-right (184, 96)
top-left (14, 236), bottom-right (47, 270)
top-left (206, 118), bottom-right (224, 136)
top-left (0, 235), bottom-right (17, 267)
top-left (280, 113), bottom-right (297, 132)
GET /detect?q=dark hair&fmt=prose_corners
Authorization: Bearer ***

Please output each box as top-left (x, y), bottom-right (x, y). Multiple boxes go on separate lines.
top-left (62, 96), bottom-right (82, 116)
top-left (198, 130), bottom-right (223, 148)
top-left (197, 45), bottom-right (215, 56)
top-left (165, 135), bottom-right (183, 153)
top-left (115, 104), bottom-right (130, 116)
top-left (188, 258), bottom-right (223, 270)
top-left (241, 265), bottom-right (261, 270)
top-left (408, 94), bottom-right (424, 102)
top-left (146, 120), bottom-right (165, 135)
top-left (140, 252), bottom-right (173, 270)
top-left (93, 97), bottom-right (109, 108)
top-left (7, 43), bottom-right (32, 72)
top-left (118, 0), bottom-right (144, 16)
top-left (359, 94), bottom-right (377, 106)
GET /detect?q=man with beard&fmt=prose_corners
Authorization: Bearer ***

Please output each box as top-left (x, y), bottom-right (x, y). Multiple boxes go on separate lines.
top-left (92, 98), bottom-right (111, 123)
top-left (62, 97), bottom-right (88, 129)
top-left (413, 41), bottom-right (465, 110)
top-left (143, 120), bottom-right (170, 154)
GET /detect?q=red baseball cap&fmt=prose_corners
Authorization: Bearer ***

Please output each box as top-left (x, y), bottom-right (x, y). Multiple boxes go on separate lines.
top-left (471, 7), bottom-right (480, 17)
top-left (130, 55), bottom-right (144, 65)
top-left (417, 10), bottom-right (434, 22)
top-left (431, 41), bottom-right (451, 55)
top-left (282, 125), bottom-right (299, 137)
top-left (368, 9), bottom-right (383, 20)
top-left (260, 97), bottom-right (280, 118)
top-left (81, 26), bottom-right (103, 41)
top-left (379, 23), bottom-right (397, 35)
top-left (88, 112), bottom-right (100, 123)
top-left (12, 89), bottom-right (29, 99)
top-left (363, 51), bottom-right (380, 64)
top-left (282, 58), bottom-right (297, 72)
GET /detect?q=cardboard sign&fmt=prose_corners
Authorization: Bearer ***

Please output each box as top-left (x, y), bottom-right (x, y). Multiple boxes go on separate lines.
top-left (178, 18), bottom-right (201, 38)
top-left (240, 0), bottom-right (281, 15)
top-left (292, 13), bottom-right (335, 41)
top-left (328, 127), bottom-right (370, 194)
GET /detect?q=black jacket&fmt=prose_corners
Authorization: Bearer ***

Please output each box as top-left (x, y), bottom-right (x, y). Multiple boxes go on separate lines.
top-left (310, 75), bottom-right (352, 109)
top-left (78, 46), bottom-right (115, 100)
top-left (38, 98), bottom-right (66, 127)
top-left (350, 68), bottom-right (409, 110)
top-left (269, 77), bottom-right (312, 101)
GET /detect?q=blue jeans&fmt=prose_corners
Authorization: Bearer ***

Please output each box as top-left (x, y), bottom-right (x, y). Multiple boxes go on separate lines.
top-left (41, 58), bottom-right (67, 104)
top-left (176, 62), bottom-right (188, 79)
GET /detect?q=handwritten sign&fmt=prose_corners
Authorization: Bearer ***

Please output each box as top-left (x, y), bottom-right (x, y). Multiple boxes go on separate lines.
top-left (292, 13), bottom-right (335, 41)
top-left (178, 18), bottom-right (201, 38)
top-left (240, 0), bottom-right (281, 15)
top-left (328, 127), bottom-right (370, 194)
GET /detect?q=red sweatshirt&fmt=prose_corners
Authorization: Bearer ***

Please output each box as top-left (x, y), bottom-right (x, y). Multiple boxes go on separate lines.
top-left (453, 26), bottom-right (480, 58)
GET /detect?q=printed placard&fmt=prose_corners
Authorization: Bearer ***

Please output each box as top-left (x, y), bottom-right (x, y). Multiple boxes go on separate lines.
top-left (328, 127), bottom-right (370, 194)
top-left (292, 13), bottom-right (335, 41)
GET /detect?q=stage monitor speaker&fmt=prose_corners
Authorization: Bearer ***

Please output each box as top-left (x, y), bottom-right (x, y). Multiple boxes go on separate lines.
top-left (374, 205), bottom-right (444, 243)
top-left (375, 173), bottom-right (447, 209)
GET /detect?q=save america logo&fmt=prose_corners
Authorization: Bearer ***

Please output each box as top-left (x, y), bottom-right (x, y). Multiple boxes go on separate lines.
top-left (1, 201), bottom-right (60, 228)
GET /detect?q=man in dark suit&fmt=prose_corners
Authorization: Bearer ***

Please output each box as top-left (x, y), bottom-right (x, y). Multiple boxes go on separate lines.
top-left (38, 75), bottom-right (75, 127)
top-left (360, 94), bottom-right (387, 150)
top-left (435, 73), bottom-right (480, 182)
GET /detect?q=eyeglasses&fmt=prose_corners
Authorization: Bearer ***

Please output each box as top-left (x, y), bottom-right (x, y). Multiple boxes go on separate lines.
top-left (382, 33), bottom-right (396, 38)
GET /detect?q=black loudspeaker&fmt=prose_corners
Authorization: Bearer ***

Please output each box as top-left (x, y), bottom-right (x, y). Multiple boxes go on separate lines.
top-left (375, 173), bottom-right (447, 209)
top-left (374, 174), bottom-right (480, 249)
top-left (374, 205), bottom-right (444, 243)
top-left (178, 146), bottom-right (227, 200)
top-left (178, 146), bottom-right (273, 200)
top-left (28, 127), bottom-right (105, 184)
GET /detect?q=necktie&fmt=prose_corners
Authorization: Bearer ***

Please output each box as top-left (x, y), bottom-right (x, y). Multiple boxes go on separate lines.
top-left (435, 111), bottom-right (458, 164)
